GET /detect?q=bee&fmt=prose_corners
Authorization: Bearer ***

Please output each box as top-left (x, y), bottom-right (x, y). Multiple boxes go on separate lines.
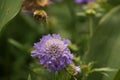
top-left (33, 10), bottom-right (48, 22)
top-left (22, 0), bottom-right (49, 23)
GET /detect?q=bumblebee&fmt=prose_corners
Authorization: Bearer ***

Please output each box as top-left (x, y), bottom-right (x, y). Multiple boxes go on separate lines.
top-left (33, 10), bottom-right (48, 22)
top-left (22, 0), bottom-right (49, 23)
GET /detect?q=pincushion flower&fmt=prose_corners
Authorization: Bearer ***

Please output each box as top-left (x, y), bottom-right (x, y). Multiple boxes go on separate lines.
top-left (75, 0), bottom-right (93, 4)
top-left (31, 34), bottom-right (74, 72)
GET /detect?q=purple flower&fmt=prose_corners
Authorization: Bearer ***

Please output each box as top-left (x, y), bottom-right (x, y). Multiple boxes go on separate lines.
top-left (75, 0), bottom-right (93, 4)
top-left (31, 34), bottom-right (74, 72)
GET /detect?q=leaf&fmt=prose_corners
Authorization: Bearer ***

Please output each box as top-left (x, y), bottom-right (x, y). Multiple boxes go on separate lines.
top-left (84, 6), bottom-right (120, 80)
top-left (92, 68), bottom-right (117, 72)
top-left (101, 72), bottom-right (109, 77)
top-left (0, 0), bottom-right (23, 33)
top-left (8, 38), bottom-right (29, 53)
top-left (113, 69), bottom-right (120, 80)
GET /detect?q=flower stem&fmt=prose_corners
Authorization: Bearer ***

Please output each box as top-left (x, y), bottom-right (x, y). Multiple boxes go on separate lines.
top-left (82, 76), bottom-right (87, 80)
top-left (54, 71), bottom-right (58, 80)
top-left (81, 74), bottom-right (88, 80)
top-left (89, 16), bottom-right (93, 37)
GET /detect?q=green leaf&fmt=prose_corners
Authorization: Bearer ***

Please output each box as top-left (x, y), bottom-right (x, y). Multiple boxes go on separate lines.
top-left (84, 6), bottom-right (120, 80)
top-left (101, 72), bottom-right (109, 77)
top-left (92, 68), bottom-right (117, 72)
top-left (113, 69), bottom-right (120, 80)
top-left (0, 0), bottom-right (23, 32)
top-left (8, 38), bottom-right (29, 53)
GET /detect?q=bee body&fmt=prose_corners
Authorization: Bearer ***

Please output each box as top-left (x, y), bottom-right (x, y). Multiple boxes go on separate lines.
top-left (33, 10), bottom-right (48, 22)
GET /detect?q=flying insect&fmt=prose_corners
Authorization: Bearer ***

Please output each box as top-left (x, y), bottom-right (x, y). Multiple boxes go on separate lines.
top-left (33, 10), bottom-right (48, 22)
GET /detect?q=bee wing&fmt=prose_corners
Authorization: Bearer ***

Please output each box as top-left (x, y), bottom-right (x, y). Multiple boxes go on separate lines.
top-left (22, 10), bottom-right (33, 17)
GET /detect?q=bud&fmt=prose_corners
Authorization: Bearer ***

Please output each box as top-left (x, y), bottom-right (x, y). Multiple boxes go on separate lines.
top-left (66, 64), bottom-right (81, 76)
top-left (85, 9), bottom-right (96, 16)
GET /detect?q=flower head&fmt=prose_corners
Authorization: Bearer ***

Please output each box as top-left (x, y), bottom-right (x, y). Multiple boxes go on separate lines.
top-left (75, 0), bottom-right (93, 4)
top-left (31, 34), bottom-right (74, 72)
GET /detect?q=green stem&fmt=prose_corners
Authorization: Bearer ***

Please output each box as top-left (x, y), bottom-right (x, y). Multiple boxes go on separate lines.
top-left (81, 74), bottom-right (88, 80)
top-left (83, 16), bottom-right (94, 67)
top-left (86, 16), bottom-right (93, 56)
top-left (54, 71), bottom-right (58, 80)
top-left (89, 16), bottom-right (93, 37)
